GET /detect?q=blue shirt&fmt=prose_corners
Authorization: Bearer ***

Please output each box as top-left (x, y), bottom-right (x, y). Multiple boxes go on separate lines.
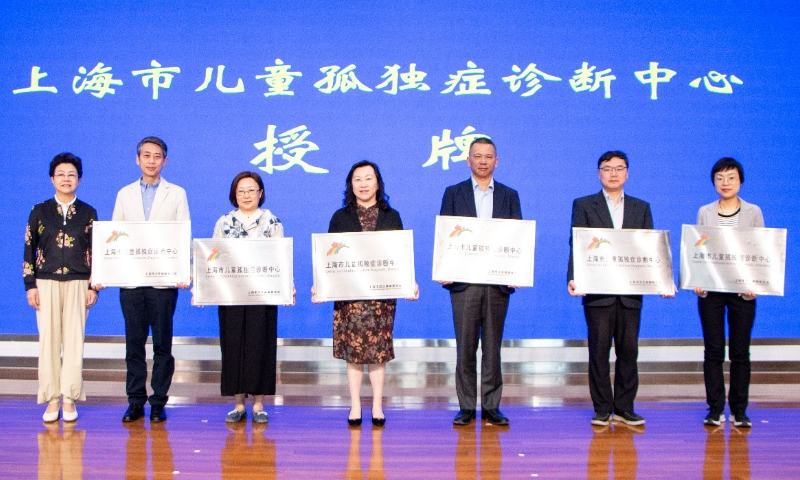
top-left (472, 177), bottom-right (494, 219)
top-left (140, 178), bottom-right (160, 221)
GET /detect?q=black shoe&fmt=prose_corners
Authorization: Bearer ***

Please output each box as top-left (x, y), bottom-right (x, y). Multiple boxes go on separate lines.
top-left (612, 411), bottom-right (645, 426)
top-left (150, 405), bottom-right (167, 423)
top-left (730, 413), bottom-right (752, 428)
top-left (122, 404), bottom-right (145, 422)
top-left (591, 412), bottom-right (612, 426)
top-left (453, 409), bottom-right (476, 426)
top-left (703, 410), bottom-right (725, 426)
top-left (481, 409), bottom-right (509, 426)
top-left (348, 409), bottom-right (362, 427)
top-left (371, 407), bottom-right (386, 427)
top-left (372, 416), bottom-right (386, 427)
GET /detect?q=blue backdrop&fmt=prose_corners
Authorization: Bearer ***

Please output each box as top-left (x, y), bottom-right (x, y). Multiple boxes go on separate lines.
top-left (2, 0), bottom-right (797, 339)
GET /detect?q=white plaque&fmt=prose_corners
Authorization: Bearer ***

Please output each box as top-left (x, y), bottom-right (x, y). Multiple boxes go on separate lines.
top-left (572, 227), bottom-right (674, 295)
top-left (193, 238), bottom-right (294, 305)
top-left (680, 224), bottom-right (786, 296)
top-left (432, 216), bottom-right (535, 287)
top-left (92, 221), bottom-right (191, 287)
top-left (312, 230), bottom-right (416, 301)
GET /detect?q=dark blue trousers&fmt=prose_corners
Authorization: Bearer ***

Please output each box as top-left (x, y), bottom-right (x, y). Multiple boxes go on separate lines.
top-left (584, 298), bottom-right (642, 415)
top-left (120, 287), bottom-right (178, 406)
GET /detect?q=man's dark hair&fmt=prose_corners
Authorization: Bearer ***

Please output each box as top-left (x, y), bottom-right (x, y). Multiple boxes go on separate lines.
top-left (469, 137), bottom-right (496, 154)
top-left (597, 150), bottom-right (628, 169)
top-left (49, 152), bottom-right (83, 178)
top-left (711, 157), bottom-right (744, 184)
top-left (137, 136), bottom-right (168, 157)
top-left (228, 171), bottom-right (266, 208)
top-left (343, 160), bottom-right (390, 211)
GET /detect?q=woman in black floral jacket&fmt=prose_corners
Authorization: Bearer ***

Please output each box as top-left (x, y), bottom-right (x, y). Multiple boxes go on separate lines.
top-left (24, 153), bottom-right (97, 423)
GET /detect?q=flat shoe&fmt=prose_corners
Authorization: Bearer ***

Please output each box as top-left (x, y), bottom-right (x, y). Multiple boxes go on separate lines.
top-left (481, 409), bottom-right (509, 426)
top-left (42, 404), bottom-right (60, 423)
top-left (252, 410), bottom-right (268, 424)
top-left (62, 402), bottom-right (78, 422)
top-left (122, 404), bottom-right (145, 422)
top-left (225, 409), bottom-right (247, 423)
top-left (150, 405), bottom-right (167, 423)
top-left (453, 409), bottom-right (476, 426)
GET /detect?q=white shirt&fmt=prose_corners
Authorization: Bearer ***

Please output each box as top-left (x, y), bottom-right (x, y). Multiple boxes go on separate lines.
top-left (603, 190), bottom-right (624, 229)
top-left (54, 195), bottom-right (77, 225)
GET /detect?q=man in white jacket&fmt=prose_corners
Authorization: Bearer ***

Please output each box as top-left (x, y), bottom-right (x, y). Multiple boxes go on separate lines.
top-left (111, 136), bottom-right (190, 423)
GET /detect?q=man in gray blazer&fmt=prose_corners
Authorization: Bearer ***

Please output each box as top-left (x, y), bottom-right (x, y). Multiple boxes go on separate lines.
top-left (112, 136), bottom-right (190, 423)
top-left (439, 137), bottom-right (522, 426)
top-left (567, 151), bottom-right (653, 427)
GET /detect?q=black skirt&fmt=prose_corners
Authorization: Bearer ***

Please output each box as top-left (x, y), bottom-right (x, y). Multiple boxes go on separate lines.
top-left (218, 305), bottom-right (278, 396)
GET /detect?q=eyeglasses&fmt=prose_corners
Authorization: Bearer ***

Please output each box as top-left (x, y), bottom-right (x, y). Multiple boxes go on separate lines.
top-left (714, 175), bottom-right (739, 184)
top-left (236, 189), bottom-right (261, 197)
top-left (599, 166), bottom-right (627, 174)
top-left (54, 173), bottom-right (78, 180)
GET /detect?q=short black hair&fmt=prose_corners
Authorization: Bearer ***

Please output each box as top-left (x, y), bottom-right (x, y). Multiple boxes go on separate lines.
top-left (137, 136), bottom-right (168, 157)
top-left (343, 160), bottom-right (390, 211)
top-left (49, 152), bottom-right (83, 178)
top-left (469, 137), bottom-right (496, 154)
top-left (597, 150), bottom-right (628, 169)
top-left (229, 171), bottom-right (265, 208)
top-left (711, 157), bottom-right (744, 184)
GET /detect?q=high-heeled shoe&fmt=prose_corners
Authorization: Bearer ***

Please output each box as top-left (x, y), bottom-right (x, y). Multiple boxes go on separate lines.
top-left (371, 407), bottom-right (385, 427)
top-left (348, 409), bottom-right (362, 427)
top-left (371, 416), bottom-right (386, 427)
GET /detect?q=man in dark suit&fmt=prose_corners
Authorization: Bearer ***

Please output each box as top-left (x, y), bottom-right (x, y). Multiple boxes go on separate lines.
top-left (439, 137), bottom-right (522, 426)
top-left (568, 150), bottom-right (654, 427)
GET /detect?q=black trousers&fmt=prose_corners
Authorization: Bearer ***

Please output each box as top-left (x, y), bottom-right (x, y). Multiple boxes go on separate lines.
top-left (584, 298), bottom-right (641, 415)
top-left (698, 292), bottom-right (756, 415)
top-left (450, 285), bottom-right (509, 410)
top-left (120, 287), bottom-right (178, 406)
top-left (218, 305), bottom-right (278, 397)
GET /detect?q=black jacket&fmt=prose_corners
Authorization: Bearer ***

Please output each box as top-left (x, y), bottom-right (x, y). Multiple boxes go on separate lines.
top-left (24, 198), bottom-right (97, 290)
top-left (438, 178), bottom-right (522, 294)
top-left (567, 190), bottom-right (653, 308)
top-left (328, 206), bottom-right (403, 233)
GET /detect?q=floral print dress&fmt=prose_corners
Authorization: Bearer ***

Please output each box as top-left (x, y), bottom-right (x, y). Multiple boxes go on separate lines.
top-left (332, 205), bottom-right (396, 364)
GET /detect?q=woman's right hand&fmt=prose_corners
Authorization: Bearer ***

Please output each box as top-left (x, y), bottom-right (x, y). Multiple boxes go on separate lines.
top-left (26, 288), bottom-right (40, 310)
top-left (693, 287), bottom-right (707, 296)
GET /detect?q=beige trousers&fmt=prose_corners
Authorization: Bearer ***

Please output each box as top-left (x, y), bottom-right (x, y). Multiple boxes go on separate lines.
top-left (36, 279), bottom-right (88, 404)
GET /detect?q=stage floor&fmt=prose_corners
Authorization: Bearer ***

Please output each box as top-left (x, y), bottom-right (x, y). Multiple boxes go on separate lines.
top-left (1, 397), bottom-right (799, 479)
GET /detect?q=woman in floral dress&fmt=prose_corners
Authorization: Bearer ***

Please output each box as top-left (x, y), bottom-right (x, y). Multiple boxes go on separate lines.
top-left (316, 160), bottom-right (418, 427)
top-left (24, 153), bottom-right (98, 422)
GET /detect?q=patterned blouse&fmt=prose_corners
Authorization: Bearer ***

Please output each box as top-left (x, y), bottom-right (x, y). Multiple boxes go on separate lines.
top-left (212, 209), bottom-right (283, 239)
